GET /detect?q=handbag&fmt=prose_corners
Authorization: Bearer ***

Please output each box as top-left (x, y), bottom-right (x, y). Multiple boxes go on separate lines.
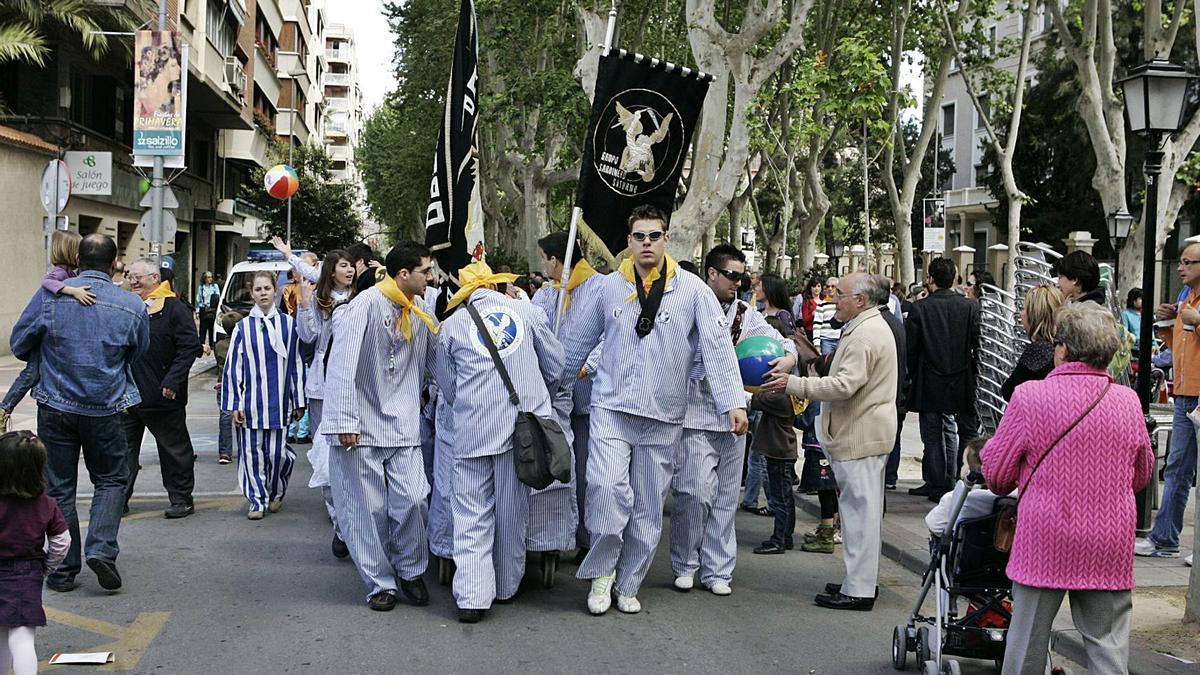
top-left (465, 301), bottom-right (571, 490)
top-left (993, 381), bottom-right (1111, 552)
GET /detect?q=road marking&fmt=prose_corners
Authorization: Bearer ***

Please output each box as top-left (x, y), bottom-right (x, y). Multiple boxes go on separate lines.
top-left (41, 608), bottom-right (170, 672)
top-left (79, 497), bottom-right (247, 528)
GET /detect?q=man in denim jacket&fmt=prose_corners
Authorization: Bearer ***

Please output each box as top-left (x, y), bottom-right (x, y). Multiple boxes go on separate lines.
top-left (10, 234), bottom-right (149, 593)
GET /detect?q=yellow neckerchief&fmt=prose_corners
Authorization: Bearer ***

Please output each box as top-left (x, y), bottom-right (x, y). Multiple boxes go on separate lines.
top-left (145, 280), bottom-right (175, 315)
top-left (376, 274), bottom-right (438, 341)
top-left (619, 254), bottom-right (678, 302)
top-left (445, 261), bottom-right (519, 311)
top-left (553, 258), bottom-right (598, 312)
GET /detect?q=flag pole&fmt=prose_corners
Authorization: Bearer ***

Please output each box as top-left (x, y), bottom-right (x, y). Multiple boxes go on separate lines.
top-left (554, 1), bottom-right (618, 336)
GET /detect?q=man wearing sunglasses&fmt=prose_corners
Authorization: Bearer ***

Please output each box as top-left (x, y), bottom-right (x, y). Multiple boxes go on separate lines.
top-left (561, 204), bottom-right (748, 616)
top-left (668, 244), bottom-right (796, 596)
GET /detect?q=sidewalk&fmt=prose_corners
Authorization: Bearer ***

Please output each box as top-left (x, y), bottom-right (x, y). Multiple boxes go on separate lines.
top-left (793, 413), bottom-right (1198, 673)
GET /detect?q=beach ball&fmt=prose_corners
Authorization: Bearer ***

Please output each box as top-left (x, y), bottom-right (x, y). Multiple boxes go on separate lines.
top-left (264, 164), bottom-right (299, 199)
top-left (736, 335), bottom-right (786, 391)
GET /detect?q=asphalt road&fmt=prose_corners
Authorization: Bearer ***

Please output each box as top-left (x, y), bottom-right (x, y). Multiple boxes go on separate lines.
top-left (36, 371), bottom-right (1024, 674)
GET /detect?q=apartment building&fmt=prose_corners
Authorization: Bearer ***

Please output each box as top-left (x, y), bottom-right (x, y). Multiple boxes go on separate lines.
top-left (322, 23), bottom-right (362, 187)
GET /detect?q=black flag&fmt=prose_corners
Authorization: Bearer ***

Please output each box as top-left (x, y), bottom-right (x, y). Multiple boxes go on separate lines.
top-left (424, 0), bottom-right (485, 289)
top-left (576, 51), bottom-right (710, 256)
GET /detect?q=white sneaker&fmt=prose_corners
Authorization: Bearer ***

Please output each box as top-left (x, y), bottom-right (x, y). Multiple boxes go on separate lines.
top-left (1134, 538), bottom-right (1180, 558)
top-left (673, 575), bottom-right (694, 591)
top-left (616, 594), bottom-right (641, 613)
top-left (709, 581), bottom-right (732, 596)
top-left (1186, 554), bottom-right (1194, 567)
top-left (587, 574), bottom-right (614, 615)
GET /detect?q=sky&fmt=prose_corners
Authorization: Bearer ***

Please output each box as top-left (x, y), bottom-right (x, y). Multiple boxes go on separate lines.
top-left (325, 0), bottom-right (395, 113)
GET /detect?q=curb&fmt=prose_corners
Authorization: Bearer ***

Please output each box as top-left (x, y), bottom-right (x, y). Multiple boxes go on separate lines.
top-left (795, 494), bottom-right (1193, 675)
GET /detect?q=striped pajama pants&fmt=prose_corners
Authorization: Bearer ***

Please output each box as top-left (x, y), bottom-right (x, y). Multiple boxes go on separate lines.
top-left (452, 450), bottom-right (530, 610)
top-left (577, 407), bottom-right (682, 597)
top-left (428, 424), bottom-right (456, 559)
top-left (572, 413), bottom-right (591, 550)
top-left (236, 427), bottom-right (294, 512)
top-left (307, 400), bottom-right (341, 538)
top-left (669, 429), bottom-right (745, 586)
top-left (329, 444), bottom-right (430, 601)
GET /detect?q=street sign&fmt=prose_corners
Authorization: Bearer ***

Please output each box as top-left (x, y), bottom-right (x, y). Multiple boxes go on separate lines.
top-left (139, 185), bottom-right (179, 209)
top-left (64, 151), bottom-right (113, 196)
top-left (139, 209), bottom-right (177, 243)
top-left (42, 215), bottom-right (69, 235)
top-left (40, 159), bottom-right (71, 215)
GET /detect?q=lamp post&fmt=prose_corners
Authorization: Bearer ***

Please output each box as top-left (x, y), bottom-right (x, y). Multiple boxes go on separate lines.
top-left (831, 239), bottom-right (846, 276)
top-left (1118, 58), bottom-right (1196, 535)
top-left (1106, 207), bottom-right (1133, 285)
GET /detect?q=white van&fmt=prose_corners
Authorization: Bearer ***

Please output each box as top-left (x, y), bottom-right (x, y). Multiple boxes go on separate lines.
top-left (213, 250), bottom-right (304, 339)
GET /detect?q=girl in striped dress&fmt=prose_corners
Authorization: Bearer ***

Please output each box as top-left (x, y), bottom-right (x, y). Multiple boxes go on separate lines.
top-left (221, 271), bottom-right (307, 520)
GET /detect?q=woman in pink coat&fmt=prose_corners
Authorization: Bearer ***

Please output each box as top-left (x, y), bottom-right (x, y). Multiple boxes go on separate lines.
top-left (982, 302), bottom-right (1153, 674)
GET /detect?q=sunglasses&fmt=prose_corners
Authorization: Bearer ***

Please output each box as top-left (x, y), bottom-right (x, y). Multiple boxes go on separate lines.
top-left (630, 231), bottom-right (665, 242)
top-left (713, 268), bottom-right (749, 283)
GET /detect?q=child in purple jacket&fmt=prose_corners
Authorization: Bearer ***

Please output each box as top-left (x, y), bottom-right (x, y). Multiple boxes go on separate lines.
top-left (0, 232), bottom-right (95, 433)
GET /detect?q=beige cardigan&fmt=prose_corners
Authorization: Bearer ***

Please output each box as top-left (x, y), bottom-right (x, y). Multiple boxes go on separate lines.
top-left (785, 306), bottom-right (898, 462)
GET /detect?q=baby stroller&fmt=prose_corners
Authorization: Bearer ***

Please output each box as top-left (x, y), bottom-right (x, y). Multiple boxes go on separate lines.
top-left (892, 473), bottom-right (1015, 674)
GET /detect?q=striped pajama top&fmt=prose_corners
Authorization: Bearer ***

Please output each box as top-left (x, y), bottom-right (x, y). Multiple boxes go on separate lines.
top-left (220, 310), bottom-right (307, 429)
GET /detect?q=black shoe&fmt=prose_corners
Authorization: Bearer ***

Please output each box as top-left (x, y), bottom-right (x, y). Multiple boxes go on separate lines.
top-left (785, 541), bottom-right (795, 550)
top-left (824, 583), bottom-right (879, 598)
top-left (368, 591), bottom-right (397, 612)
top-left (885, 482), bottom-right (897, 490)
top-left (331, 535), bottom-right (350, 559)
top-left (296, 436), bottom-right (311, 444)
top-left (927, 492), bottom-right (945, 503)
top-left (46, 578), bottom-right (79, 593)
top-left (400, 577), bottom-right (430, 606)
top-left (122, 504), bottom-right (130, 516)
top-left (741, 505), bottom-right (771, 516)
top-left (814, 591), bottom-right (875, 611)
top-left (753, 542), bottom-right (786, 555)
top-left (573, 547), bottom-right (589, 565)
top-left (164, 503), bottom-right (194, 519)
top-left (218, 454), bottom-right (232, 464)
top-left (86, 558), bottom-right (122, 590)
top-left (907, 484), bottom-right (931, 496)
top-left (457, 608), bottom-right (484, 623)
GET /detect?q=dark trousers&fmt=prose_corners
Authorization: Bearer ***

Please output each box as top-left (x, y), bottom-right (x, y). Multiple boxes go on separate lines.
top-left (123, 405), bottom-right (196, 508)
top-left (38, 405), bottom-right (128, 585)
top-left (198, 312), bottom-right (216, 349)
top-left (918, 410), bottom-right (978, 495)
top-left (885, 407), bottom-right (906, 486)
top-left (764, 456), bottom-right (796, 547)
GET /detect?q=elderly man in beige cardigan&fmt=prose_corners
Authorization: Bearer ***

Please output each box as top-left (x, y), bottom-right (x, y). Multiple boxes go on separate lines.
top-left (763, 272), bottom-right (898, 611)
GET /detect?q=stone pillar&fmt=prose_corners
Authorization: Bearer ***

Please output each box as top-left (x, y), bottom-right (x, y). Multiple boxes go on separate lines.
top-left (987, 243), bottom-right (1010, 287)
top-left (813, 252), bottom-right (830, 273)
top-left (953, 245), bottom-right (976, 282)
top-left (951, 213), bottom-right (968, 257)
top-left (1062, 231), bottom-right (1098, 255)
top-left (849, 244), bottom-right (867, 273)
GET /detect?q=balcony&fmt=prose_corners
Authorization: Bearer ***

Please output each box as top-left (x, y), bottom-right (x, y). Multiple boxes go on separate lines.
top-left (330, 169), bottom-right (350, 182)
top-left (324, 72), bottom-right (351, 86)
top-left (276, 51), bottom-right (311, 90)
top-left (328, 144), bottom-right (351, 161)
top-left (326, 96), bottom-right (350, 109)
top-left (276, 108), bottom-right (310, 145)
top-left (943, 186), bottom-right (997, 216)
top-left (220, 128), bottom-right (271, 168)
top-left (253, 47), bottom-right (282, 104)
top-left (325, 47), bottom-right (352, 62)
top-left (327, 22), bottom-right (352, 39)
top-left (324, 122), bottom-right (347, 138)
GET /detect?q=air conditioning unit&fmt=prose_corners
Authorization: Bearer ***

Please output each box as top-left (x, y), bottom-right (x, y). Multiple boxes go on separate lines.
top-left (223, 56), bottom-right (246, 96)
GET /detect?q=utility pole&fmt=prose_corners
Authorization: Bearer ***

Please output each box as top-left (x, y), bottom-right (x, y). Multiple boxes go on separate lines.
top-left (287, 76), bottom-right (296, 245)
top-left (863, 116), bottom-right (870, 271)
top-left (150, 0), bottom-right (167, 268)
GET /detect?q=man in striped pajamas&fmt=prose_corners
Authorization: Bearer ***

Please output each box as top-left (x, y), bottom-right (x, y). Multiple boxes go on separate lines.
top-left (561, 204), bottom-right (749, 616)
top-left (532, 231), bottom-right (605, 563)
top-left (670, 244), bottom-right (796, 595)
top-left (322, 242), bottom-right (438, 613)
top-left (434, 261), bottom-right (567, 624)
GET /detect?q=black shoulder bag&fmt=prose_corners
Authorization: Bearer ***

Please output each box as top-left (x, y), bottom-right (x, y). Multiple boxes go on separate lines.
top-left (465, 301), bottom-right (571, 490)
top-left (993, 382), bottom-right (1111, 552)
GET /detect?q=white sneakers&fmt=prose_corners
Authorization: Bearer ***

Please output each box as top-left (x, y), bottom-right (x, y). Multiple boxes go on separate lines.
top-left (587, 574), bottom-right (615, 615)
top-left (1134, 538), bottom-right (1180, 558)
top-left (709, 581), bottom-right (732, 596)
top-left (673, 575), bottom-right (694, 591)
top-left (1187, 554), bottom-right (1194, 567)
top-left (616, 595), bottom-right (641, 613)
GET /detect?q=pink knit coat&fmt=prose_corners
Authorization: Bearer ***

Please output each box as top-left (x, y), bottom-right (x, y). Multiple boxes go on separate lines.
top-left (980, 362), bottom-right (1153, 590)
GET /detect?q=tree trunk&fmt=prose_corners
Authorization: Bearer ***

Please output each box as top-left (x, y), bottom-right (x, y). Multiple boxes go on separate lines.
top-left (522, 170), bottom-right (550, 269)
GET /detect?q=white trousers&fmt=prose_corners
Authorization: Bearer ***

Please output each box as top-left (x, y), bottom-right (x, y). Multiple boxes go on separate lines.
top-left (669, 429), bottom-right (744, 585)
top-left (829, 453), bottom-right (887, 598)
top-left (452, 450), bottom-right (530, 609)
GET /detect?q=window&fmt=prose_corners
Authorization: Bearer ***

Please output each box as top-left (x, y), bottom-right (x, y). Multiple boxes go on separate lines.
top-left (941, 103), bottom-right (956, 137)
top-left (976, 94), bottom-right (989, 129)
top-left (940, 143), bottom-right (955, 192)
top-left (256, 14), bottom-right (278, 66)
top-left (70, 71), bottom-right (118, 139)
top-left (986, 25), bottom-right (997, 56)
top-left (253, 85), bottom-right (277, 126)
top-left (207, 1), bottom-right (238, 58)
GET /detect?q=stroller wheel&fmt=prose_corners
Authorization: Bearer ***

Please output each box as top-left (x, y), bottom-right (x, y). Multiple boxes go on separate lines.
top-left (921, 660), bottom-right (939, 675)
top-left (946, 660), bottom-right (961, 675)
top-left (891, 625), bottom-right (908, 670)
top-left (916, 626), bottom-right (932, 667)
top-left (540, 551), bottom-right (558, 588)
top-left (438, 557), bottom-right (455, 586)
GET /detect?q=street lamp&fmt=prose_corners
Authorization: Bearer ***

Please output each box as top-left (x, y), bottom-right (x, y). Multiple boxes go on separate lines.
top-left (1118, 58), bottom-right (1195, 416)
top-left (1119, 57), bottom-right (1196, 535)
top-left (1106, 207), bottom-right (1133, 279)
top-left (831, 239), bottom-right (846, 276)
top-left (286, 68), bottom-right (307, 245)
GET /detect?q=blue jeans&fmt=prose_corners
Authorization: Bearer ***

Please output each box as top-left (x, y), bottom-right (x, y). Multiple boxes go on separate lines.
top-left (764, 457), bottom-right (796, 546)
top-left (2, 356), bottom-right (39, 411)
top-left (918, 411), bottom-right (977, 494)
top-left (742, 452), bottom-right (768, 509)
top-left (218, 390), bottom-right (233, 458)
top-left (1149, 395), bottom-right (1198, 549)
top-left (37, 404), bottom-right (128, 585)
top-left (886, 408), bottom-right (905, 485)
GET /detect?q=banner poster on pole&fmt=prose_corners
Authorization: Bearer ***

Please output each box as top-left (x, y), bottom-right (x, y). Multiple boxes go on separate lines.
top-left (424, 0), bottom-right (485, 289)
top-left (576, 51), bottom-right (710, 256)
top-left (133, 31), bottom-right (185, 156)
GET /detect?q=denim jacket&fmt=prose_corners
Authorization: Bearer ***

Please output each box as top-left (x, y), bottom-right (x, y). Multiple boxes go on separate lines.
top-left (10, 270), bottom-right (149, 416)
